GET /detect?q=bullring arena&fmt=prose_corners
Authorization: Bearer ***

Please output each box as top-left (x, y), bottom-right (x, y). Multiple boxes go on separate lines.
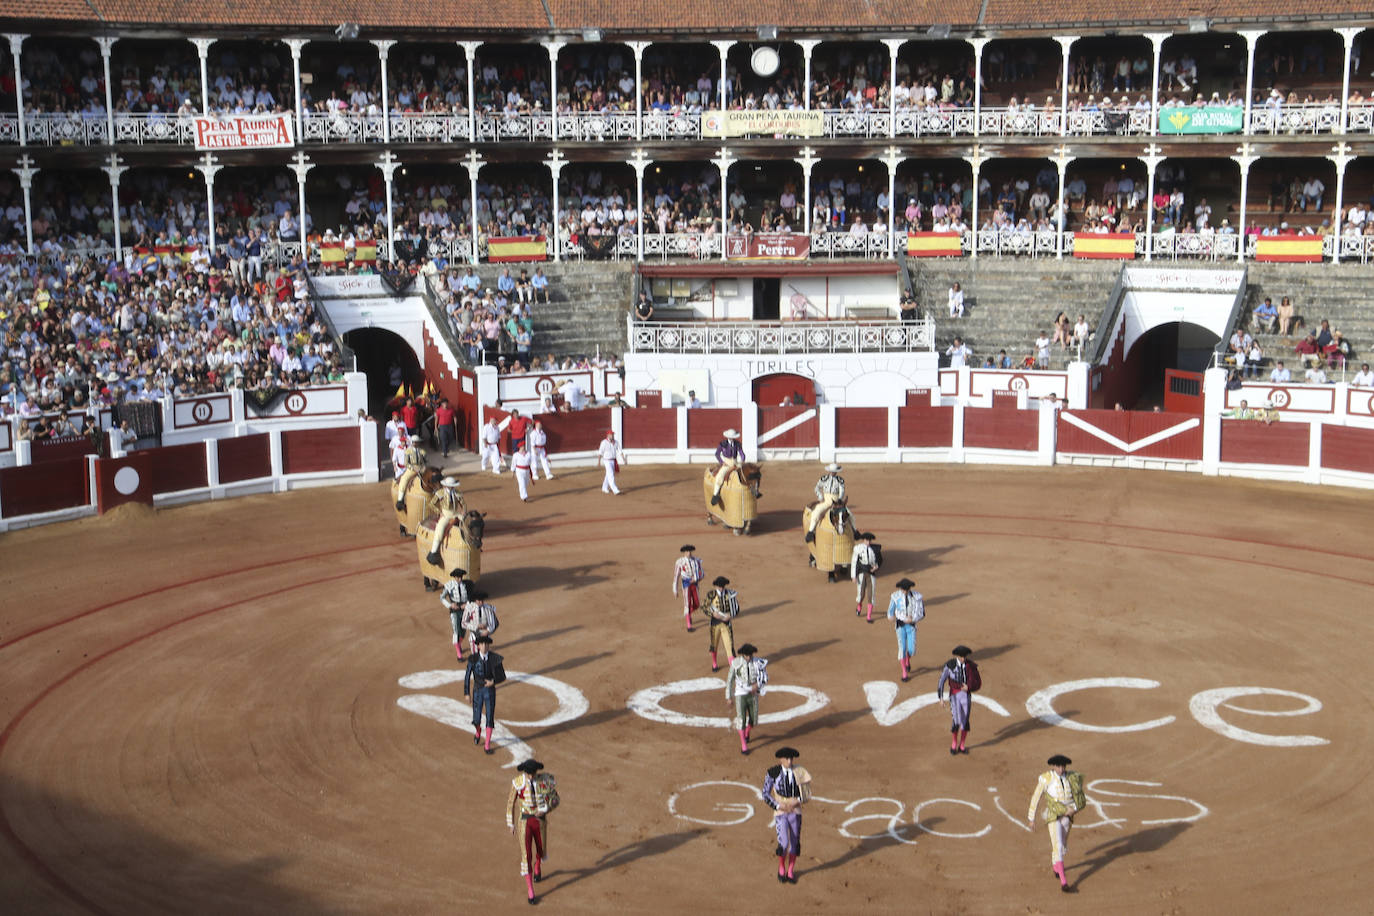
top-left (2, 460), bottom-right (1370, 914)
top-left (8, 0), bottom-right (1374, 911)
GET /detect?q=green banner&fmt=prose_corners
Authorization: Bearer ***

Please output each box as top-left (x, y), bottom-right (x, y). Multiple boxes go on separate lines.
top-left (1158, 106), bottom-right (1244, 135)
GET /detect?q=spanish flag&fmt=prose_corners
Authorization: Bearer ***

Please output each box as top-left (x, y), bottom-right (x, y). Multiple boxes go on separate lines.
top-left (320, 241), bottom-right (346, 266)
top-left (487, 235), bottom-right (548, 263)
top-left (1073, 232), bottom-right (1137, 259)
top-left (1254, 234), bottom-right (1323, 263)
top-left (906, 232), bottom-right (964, 257)
top-left (354, 241), bottom-right (377, 265)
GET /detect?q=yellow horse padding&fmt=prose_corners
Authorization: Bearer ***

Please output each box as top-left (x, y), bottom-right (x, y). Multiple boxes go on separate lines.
top-left (417, 517), bottom-right (482, 582)
top-left (803, 506), bottom-right (855, 571)
top-left (704, 466), bottom-right (758, 529)
top-left (392, 478), bottom-right (431, 536)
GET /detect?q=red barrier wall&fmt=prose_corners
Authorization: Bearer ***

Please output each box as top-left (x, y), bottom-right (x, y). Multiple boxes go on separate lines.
top-left (1057, 410), bottom-right (1203, 460)
top-left (217, 433), bottom-right (272, 483)
top-left (281, 428), bottom-right (361, 474)
top-left (0, 457), bottom-right (89, 517)
top-left (835, 407), bottom-right (888, 448)
top-left (422, 327), bottom-right (479, 450)
top-left (964, 408), bottom-right (1038, 451)
top-left (145, 442), bottom-right (210, 494)
top-left (540, 408), bottom-right (613, 453)
top-left (30, 435), bottom-right (94, 464)
top-left (1321, 425), bottom-right (1374, 474)
top-left (758, 405), bottom-right (818, 448)
top-left (688, 408), bottom-right (742, 449)
top-left (623, 408), bottom-right (678, 449)
top-left (1220, 421), bottom-right (1310, 466)
top-left (897, 407), bottom-right (953, 447)
top-left (94, 453), bottom-right (154, 512)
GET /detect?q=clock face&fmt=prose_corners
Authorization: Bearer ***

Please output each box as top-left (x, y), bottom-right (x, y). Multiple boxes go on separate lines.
top-left (751, 46), bottom-right (780, 77)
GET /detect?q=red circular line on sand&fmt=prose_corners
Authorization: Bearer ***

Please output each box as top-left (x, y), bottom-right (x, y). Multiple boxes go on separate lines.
top-left (865, 509), bottom-right (1374, 566)
top-left (0, 541), bottom-right (401, 652)
top-left (0, 559), bottom-right (406, 915)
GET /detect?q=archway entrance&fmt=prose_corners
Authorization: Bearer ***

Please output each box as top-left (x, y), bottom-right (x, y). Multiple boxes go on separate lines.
top-left (343, 328), bottom-right (423, 420)
top-left (1125, 321), bottom-right (1219, 409)
top-left (752, 373), bottom-right (816, 406)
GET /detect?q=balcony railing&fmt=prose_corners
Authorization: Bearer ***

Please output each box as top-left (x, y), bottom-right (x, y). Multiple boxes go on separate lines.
top-left (8, 101), bottom-right (1374, 146)
top-left (628, 317), bottom-right (935, 354)
top-left (557, 111), bottom-right (638, 142)
top-left (474, 111), bottom-right (554, 142)
top-left (24, 113), bottom-right (110, 145)
top-left (301, 110), bottom-right (385, 144)
top-left (1247, 102), bottom-right (1346, 135)
top-left (390, 111), bottom-right (472, 143)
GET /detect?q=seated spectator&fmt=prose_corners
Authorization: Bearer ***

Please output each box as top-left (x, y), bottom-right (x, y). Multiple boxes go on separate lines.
top-left (1277, 296), bottom-right (1301, 336)
top-left (1305, 361), bottom-right (1330, 384)
top-left (1352, 362), bottom-right (1374, 387)
top-left (1294, 330), bottom-right (1320, 365)
top-left (1253, 297), bottom-right (1278, 333)
top-left (1269, 360), bottom-right (1291, 382)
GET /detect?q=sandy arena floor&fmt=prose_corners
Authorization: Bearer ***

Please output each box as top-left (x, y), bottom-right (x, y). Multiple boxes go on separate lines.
top-left (1, 461), bottom-right (1370, 914)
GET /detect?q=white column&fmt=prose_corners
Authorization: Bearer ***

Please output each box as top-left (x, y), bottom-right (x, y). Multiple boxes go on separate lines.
top-left (627, 148), bottom-right (649, 262)
top-left (544, 39), bottom-right (566, 140)
top-left (1146, 32), bottom-right (1168, 136)
top-left (14, 154), bottom-right (36, 254)
top-left (883, 38), bottom-right (902, 139)
top-left (462, 148), bottom-right (483, 265)
top-left (1339, 28), bottom-right (1360, 133)
top-left (965, 145), bottom-right (985, 260)
top-left (7, 34), bottom-right (27, 146)
top-left (1055, 36), bottom-right (1077, 136)
top-left (1240, 30), bottom-right (1266, 133)
top-left (970, 37), bottom-right (988, 133)
top-left (289, 150), bottom-right (312, 246)
top-left (97, 36), bottom-right (117, 143)
top-left (195, 153), bottom-right (222, 256)
top-left (1232, 143), bottom-right (1256, 263)
top-left (629, 41), bottom-right (649, 138)
top-left (103, 153), bottom-right (127, 259)
top-left (714, 146), bottom-right (734, 260)
top-left (1141, 143), bottom-right (1163, 262)
top-left (284, 39), bottom-right (307, 141)
top-left (881, 146), bottom-right (903, 258)
top-left (459, 41), bottom-right (481, 142)
top-left (546, 149), bottom-right (566, 262)
top-left (711, 40), bottom-right (735, 109)
top-left (378, 150), bottom-right (399, 261)
top-left (797, 39), bottom-right (819, 111)
top-left (795, 145), bottom-right (818, 235)
top-left (191, 37), bottom-right (215, 114)
top-left (373, 40), bottom-right (395, 143)
top-left (1054, 145), bottom-right (1074, 258)
top-left (1328, 141), bottom-right (1353, 263)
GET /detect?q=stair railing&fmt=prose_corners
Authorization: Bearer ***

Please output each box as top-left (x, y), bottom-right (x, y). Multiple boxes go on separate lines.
top-left (1087, 264), bottom-right (1129, 366)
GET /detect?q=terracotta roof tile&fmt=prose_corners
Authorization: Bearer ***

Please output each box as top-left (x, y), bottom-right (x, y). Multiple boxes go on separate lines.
top-left (6, 0), bottom-right (1371, 32)
top-left (546, 0), bottom-right (981, 30)
top-left (981, 0), bottom-right (1374, 28)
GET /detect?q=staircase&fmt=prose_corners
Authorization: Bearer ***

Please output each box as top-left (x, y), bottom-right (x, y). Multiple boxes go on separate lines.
top-left (450, 260), bottom-right (634, 360)
top-left (1238, 262), bottom-right (1374, 376)
top-left (536, 260), bottom-right (635, 359)
top-left (905, 257), bottom-right (1122, 369)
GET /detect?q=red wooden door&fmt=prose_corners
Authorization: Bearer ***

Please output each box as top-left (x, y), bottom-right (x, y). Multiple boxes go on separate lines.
top-left (1163, 369), bottom-right (1204, 413)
